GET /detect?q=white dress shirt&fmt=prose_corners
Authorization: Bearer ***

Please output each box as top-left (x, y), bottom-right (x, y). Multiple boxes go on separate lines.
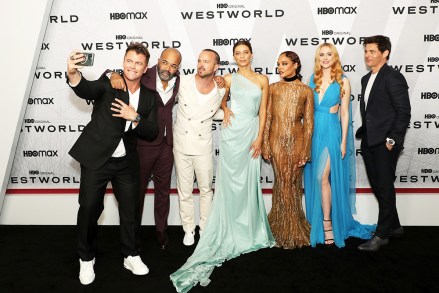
top-left (112, 87), bottom-right (140, 157)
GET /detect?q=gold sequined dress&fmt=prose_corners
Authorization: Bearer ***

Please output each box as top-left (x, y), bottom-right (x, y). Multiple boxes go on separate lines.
top-left (262, 81), bottom-right (314, 249)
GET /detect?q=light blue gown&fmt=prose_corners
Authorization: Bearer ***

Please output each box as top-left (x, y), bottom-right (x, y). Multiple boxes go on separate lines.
top-left (304, 74), bottom-right (375, 248)
top-left (170, 73), bottom-right (275, 292)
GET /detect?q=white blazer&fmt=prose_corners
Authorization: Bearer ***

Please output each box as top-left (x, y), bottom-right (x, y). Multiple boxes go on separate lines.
top-left (173, 74), bottom-right (225, 155)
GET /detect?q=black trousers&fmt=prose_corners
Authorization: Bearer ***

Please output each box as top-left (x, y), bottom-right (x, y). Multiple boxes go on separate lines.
top-left (77, 156), bottom-right (140, 261)
top-left (361, 137), bottom-right (402, 238)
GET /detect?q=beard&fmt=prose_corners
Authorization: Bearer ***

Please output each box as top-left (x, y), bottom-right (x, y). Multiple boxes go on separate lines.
top-left (158, 69), bottom-right (175, 82)
top-left (197, 67), bottom-right (213, 78)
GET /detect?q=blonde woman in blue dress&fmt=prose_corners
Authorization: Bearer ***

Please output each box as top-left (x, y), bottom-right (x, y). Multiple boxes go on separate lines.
top-left (170, 40), bottom-right (274, 292)
top-left (304, 43), bottom-right (374, 247)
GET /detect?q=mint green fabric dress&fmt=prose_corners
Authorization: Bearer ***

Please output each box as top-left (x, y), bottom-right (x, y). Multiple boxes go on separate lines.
top-left (170, 73), bottom-right (275, 292)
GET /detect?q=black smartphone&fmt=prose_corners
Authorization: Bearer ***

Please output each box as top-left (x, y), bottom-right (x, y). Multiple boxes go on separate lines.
top-left (79, 52), bottom-right (95, 66)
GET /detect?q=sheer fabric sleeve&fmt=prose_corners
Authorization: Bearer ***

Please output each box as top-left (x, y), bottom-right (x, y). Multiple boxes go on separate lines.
top-left (262, 85), bottom-right (273, 156)
top-left (302, 87), bottom-right (314, 161)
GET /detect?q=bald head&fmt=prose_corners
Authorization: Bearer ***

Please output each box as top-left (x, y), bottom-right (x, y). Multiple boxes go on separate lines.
top-left (157, 48), bottom-right (181, 82)
top-left (160, 48), bottom-right (182, 65)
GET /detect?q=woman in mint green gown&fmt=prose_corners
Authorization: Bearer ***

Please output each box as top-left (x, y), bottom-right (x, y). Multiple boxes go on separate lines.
top-left (170, 41), bottom-right (274, 292)
top-left (304, 43), bottom-right (374, 248)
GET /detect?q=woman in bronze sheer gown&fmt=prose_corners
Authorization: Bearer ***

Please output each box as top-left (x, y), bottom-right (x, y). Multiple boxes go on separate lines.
top-left (262, 51), bottom-right (314, 249)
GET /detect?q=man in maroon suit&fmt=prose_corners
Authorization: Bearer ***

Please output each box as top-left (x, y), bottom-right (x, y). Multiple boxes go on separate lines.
top-left (109, 48), bottom-right (181, 249)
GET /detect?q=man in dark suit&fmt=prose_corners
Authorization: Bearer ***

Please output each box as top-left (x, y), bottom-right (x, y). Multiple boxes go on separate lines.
top-left (67, 43), bottom-right (158, 284)
top-left (356, 35), bottom-right (411, 251)
top-left (108, 48), bottom-right (181, 249)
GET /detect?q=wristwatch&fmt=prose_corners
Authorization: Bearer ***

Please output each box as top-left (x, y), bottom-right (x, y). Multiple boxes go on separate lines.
top-left (133, 114), bottom-right (141, 123)
top-left (386, 137), bottom-right (395, 146)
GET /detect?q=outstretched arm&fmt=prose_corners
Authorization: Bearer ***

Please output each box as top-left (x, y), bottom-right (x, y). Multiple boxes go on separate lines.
top-left (66, 50), bottom-right (105, 100)
top-left (67, 50), bottom-right (84, 86)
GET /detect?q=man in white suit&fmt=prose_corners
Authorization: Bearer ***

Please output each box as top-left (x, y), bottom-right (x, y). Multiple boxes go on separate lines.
top-left (173, 49), bottom-right (225, 246)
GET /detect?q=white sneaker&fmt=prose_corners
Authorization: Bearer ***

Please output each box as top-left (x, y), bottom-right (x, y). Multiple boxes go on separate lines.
top-left (123, 255), bottom-right (149, 275)
top-left (79, 258), bottom-right (95, 285)
top-left (183, 231), bottom-right (195, 246)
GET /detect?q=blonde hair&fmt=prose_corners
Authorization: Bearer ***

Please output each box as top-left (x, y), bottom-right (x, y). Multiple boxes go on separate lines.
top-left (313, 43), bottom-right (345, 97)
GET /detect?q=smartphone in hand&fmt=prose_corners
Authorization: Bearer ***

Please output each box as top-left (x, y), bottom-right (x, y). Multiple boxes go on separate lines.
top-left (77, 52), bottom-right (95, 66)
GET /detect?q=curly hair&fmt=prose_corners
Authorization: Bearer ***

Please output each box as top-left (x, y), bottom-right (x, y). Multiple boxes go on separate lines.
top-left (313, 43), bottom-right (345, 97)
top-left (280, 51), bottom-right (302, 80)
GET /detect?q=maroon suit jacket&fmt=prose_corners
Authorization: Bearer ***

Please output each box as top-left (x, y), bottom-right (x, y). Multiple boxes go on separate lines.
top-left (138, 65), bottom-right (180, 146)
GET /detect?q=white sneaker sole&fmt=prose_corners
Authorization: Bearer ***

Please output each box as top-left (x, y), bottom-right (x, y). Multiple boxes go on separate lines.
top-left (183, 237), bottom-right (195, 246)
top-left (79, 258), bottom-right (95, 285)
top-left (123, 263), bottom-right (149, 275)
top-left (79, 274), bottom-right (95, 285)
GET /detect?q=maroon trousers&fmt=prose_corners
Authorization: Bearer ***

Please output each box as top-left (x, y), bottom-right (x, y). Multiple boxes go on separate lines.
top-left (137, 138), bottom-right (173, 232)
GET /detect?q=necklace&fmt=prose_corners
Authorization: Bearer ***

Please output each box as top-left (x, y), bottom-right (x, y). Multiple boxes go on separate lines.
top-left (283, 75), bottom-right (299, 82)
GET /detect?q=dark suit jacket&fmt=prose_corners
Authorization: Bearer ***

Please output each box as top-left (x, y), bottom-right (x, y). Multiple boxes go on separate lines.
top-left (68, 77), bottom-right (158, 170)
top-left (138, 65), bottom-right (180, 146)
top-left (356, 63), bottom-right (411, 147)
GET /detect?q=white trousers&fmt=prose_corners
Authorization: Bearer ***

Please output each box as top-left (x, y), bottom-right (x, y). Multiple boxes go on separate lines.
top-left (173, 149), bottom-right (214, 233)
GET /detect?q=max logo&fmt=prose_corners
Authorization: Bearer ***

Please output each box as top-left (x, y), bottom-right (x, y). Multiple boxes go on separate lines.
top-left (342, 65), bottom-right (355, 72)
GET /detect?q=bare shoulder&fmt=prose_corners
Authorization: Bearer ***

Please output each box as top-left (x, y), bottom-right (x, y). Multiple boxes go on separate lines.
top-left (224, 73), bottom-right (232, 87)
top-left (255, 73), bottom-right (269, 88)
top-left (256, 73), bottom-right (269, 83)
top-left (224, 73), bottom-right (232, 80)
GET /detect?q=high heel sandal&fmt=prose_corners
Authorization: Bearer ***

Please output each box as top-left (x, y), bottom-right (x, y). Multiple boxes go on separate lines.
top-left (323, 219), bottom-right (335, 246)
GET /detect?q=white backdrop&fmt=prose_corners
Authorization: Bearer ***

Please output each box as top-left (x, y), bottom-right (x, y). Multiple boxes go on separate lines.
top-left (1, 0), bottom-right (439, 225)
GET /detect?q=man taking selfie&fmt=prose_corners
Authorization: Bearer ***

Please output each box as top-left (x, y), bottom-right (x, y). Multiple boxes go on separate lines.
top-left (66, 42), bottom-right (158, 285)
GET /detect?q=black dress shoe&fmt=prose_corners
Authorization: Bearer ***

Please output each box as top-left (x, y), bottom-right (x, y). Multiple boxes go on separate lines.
top-left (156, 230), bottom-right (169, 250)
top-left (389, 226), bottom-right (404, 239)
top-left (358, 236), bottom-right (389, 251)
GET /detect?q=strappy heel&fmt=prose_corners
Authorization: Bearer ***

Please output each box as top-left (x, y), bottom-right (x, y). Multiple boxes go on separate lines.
top-left (323, 219), bottom-right (335, 246)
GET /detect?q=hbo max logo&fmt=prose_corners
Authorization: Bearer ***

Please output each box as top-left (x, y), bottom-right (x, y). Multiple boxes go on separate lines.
top-left (317, 7), bottom-right (357, 14)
